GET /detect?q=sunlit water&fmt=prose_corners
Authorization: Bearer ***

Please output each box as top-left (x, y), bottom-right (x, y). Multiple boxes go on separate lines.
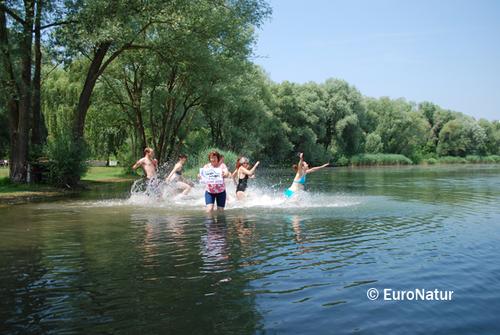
top-left (1, 165), bottom-right (500, 334)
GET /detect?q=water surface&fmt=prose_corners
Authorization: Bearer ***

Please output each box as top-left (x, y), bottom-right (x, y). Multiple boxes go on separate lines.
top-left (1, 165), bottom-right (500, 334)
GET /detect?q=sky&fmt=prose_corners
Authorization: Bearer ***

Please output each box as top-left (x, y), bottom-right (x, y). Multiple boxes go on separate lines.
top-left (253, 0), bottom-right (500, 121)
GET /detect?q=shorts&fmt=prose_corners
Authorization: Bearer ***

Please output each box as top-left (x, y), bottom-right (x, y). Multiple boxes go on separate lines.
top-left (205, 190), bottom-right (227, 208)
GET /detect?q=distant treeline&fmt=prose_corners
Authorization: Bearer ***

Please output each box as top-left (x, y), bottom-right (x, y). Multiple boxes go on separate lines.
top-left (1, 0), bottom-right (498, 185)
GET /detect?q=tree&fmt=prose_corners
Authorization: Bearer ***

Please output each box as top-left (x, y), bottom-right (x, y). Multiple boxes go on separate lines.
top-left (369, 97), bottom-right (428, 159)
top-left (321, 79), bottom-right (366, 156)
top-left (437, 118), bottom-right (487, 156)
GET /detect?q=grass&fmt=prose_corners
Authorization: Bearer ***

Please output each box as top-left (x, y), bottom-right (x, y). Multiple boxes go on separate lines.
top-left (0, 168), bottom-right (8, 179)
top-left (82, 166), bottom-right (134, 181)
top-left (0, 167), bottom-right (134, 204)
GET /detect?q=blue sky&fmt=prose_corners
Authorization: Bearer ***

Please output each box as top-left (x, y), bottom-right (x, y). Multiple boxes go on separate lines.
top-left (253, 0), bottom-right (500, 120)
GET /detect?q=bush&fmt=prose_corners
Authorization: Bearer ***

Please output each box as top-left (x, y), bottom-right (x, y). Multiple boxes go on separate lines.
top-left (423, 158), bottom-right (438, 165)
top-left (45, 134), bottom-right (88, 187)
top-left (437, 156), bottom-right (467, 164)
top-left (465, 155), bottom-right (500, 163)
top-left (336, 156), bottom-right (350, 166)
top-left (350, 154), bottom-right (413, 166)
top-left (117, 139), bottom-right (138, 175)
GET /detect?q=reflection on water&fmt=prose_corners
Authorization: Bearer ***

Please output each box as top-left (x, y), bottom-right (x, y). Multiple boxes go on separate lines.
top-left (1, 165), bottom-right (500, 334)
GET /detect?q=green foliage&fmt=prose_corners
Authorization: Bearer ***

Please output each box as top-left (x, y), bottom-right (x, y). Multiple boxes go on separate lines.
top-left (364, 133), bottom-right (383, 154)
top-left (368, 97), bottom-right (429, 160)
top-left (437, 118), bottom-right (487, 156)
top-left (424, 158), bottom-right (438, 165)
top-left (350, 154), bottom-right (413, 166)
top-left (45, 134), bottom-right (89, 187)
top-left (336, 156), bottom-right (350, 166)
top-left (437, 156), bottom-right (467, 164)
top-left (465, 155), bottom-right (500, 163)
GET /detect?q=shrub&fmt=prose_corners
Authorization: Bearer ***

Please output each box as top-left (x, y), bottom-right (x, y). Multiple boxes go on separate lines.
top-left (437, 156), bottom-right (467, 164)
top-left (45, 134), bottom-right (88, 187)
top-left (350, 154), bottom-right (413, 166)
top-left (336, 156), bottom-right (350, 166)
top-left (465, 155), bottom-right (500, 163)
top-left (424, 158), bottom-right (438, 165)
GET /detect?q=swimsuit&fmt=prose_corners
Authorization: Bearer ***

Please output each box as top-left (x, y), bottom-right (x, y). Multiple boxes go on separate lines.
top-left (284, 174), bottom-right (306, 198)
top-left (236, 174), bottom-right (249, 193)
top-left (293, 174), bottom-right (306, 184)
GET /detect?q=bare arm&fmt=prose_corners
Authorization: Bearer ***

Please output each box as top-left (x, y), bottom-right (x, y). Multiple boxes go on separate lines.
top-left (132, 158), bottom-right (144, 170)
top-left (166, 163), bottom-right (181, 181)
top-left (306, 163), bottom-right (330, 174)
top-left (298, 153), bottom-right (304, 166)
top-left (239, 161), bottom-right (260, 176)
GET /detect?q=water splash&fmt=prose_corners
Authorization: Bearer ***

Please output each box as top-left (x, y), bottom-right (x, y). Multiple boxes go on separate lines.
top-left (122, 178), bottom-right (361, 210)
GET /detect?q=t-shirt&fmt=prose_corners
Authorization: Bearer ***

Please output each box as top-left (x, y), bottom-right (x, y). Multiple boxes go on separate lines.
top-left (201, 163), bottom-right (228, 193)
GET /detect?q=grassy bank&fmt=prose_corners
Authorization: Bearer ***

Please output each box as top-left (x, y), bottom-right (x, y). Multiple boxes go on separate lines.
top-left (0, 167), bottom-right (134, 204)
top-left (82, 167), bottom-right (134, 182)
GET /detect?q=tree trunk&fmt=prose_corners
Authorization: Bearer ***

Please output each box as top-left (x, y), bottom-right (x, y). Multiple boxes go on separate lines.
top-left (73, 42), bottom-right (111, 141)
top-left (31, 0), bottom-right (45, 147)
top-left (1, 1), bottom-right (35, 183)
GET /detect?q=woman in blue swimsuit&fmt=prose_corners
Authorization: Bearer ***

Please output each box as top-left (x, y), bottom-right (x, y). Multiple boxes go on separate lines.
top-left (284, 153), bottom-right (330, 198)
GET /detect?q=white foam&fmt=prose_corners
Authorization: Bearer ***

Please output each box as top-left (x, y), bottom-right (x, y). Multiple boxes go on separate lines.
top-left (83, 180), bottom-right (362, 210)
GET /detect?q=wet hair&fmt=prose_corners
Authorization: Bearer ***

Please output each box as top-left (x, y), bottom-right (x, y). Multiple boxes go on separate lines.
top-left (144, 147), bottom-right (153, 155)
top-left (208, 151), bottom-right (221, 162)
top-left (179, 154), bottom-right (187, 160)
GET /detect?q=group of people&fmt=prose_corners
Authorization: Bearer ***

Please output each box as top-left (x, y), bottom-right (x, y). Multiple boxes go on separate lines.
top-left (132, 148), bottom-right (330, 212)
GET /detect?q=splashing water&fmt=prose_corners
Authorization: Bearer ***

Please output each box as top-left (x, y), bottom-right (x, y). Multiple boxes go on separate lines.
top-left (122, 177), bottom-right (361, 210)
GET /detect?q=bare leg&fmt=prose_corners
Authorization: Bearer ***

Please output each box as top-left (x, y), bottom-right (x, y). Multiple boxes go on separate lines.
top-left (236, 191), bottom-right (246, 201)
top-left (206, 204), bottom-right (215, 213)
top-left (177, 181), bottom-right (192, 195)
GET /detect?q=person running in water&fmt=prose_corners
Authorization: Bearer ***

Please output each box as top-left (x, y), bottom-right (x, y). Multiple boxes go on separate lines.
top-left (284, 152), bottom-right (329, 198)
top-left (233, 157), bottom-right (260, 200)
top-left (165, 154), bottom-right (192, 196)
top-left (200, 151), bottom-right (232, 212)
top-left (132, 147), bottom-right (160, 197)
top-left (132, 147), bottom-right (158, 179)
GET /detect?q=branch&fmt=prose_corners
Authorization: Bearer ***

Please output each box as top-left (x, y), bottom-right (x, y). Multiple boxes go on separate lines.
top-left (0, 4), bottom-right (25, 25)
top-left (40, 20), bottom-right (77, 30)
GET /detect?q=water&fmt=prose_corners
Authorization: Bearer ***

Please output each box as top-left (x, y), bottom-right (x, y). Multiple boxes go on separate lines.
top-left (1, 165), bottom-right (500, 334)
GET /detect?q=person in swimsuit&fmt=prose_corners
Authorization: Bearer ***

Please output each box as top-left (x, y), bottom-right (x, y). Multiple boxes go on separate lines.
top-left (165, 154), bottom-right (192, 196)
top-left (284, 152), bottom-right (329, 198)
top-left (233, 157), bottom-right (260, 200)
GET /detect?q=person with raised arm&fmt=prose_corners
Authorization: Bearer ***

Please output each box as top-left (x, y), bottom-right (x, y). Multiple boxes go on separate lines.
top-left (233, 157), bottom-right (260, 200)
top-left (284, 152), bottom-right (329, 198)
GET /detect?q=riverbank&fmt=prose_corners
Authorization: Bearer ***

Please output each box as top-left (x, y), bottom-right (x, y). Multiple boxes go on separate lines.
top-left (0, 167), bottom-right (135, 206)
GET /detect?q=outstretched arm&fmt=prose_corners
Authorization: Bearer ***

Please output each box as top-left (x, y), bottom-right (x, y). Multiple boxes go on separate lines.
top-left (240, 161), bottom-right (260, 176)
top-left (306, 163), bottom-right (330, 174)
